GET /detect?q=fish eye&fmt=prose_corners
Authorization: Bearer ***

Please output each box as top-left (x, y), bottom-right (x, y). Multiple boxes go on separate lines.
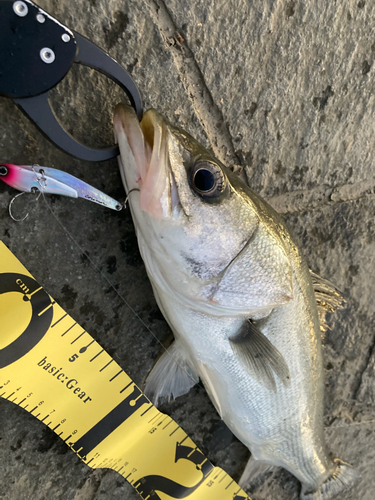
top-left (191, 161), bottom-right (225, 198)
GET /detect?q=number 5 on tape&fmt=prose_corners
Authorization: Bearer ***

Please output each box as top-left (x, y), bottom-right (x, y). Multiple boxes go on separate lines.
top-left (0, 241), bottom-right (250, 500)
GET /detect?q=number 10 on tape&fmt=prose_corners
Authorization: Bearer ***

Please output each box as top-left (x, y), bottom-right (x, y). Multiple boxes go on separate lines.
top-left (0, 242), bottom-right (250, 500)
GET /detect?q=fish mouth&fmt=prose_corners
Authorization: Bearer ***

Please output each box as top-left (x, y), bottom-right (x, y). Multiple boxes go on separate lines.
top-left (114, 103), bottom-right (179, 219)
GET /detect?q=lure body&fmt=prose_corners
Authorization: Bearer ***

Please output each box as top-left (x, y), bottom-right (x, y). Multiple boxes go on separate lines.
top-left (0, 164), bottom-right (122, 210)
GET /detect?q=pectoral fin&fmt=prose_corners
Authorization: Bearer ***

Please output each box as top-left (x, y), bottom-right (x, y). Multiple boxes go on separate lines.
top-left (229, 320), bottom-right (290, 392)
top-left (144, 341), bottom-right (199, 406)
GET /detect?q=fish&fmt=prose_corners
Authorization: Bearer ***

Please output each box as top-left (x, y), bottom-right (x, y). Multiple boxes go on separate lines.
top-left (113, 103), bottom-right (359, 500)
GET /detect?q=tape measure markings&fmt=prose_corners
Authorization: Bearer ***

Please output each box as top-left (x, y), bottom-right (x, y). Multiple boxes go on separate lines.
top-left (120, 380), bottom-right (134, 393)
top-left (109, 369), bottom-right (122, 382)
top-left (51, 312), bottom-right (68, 327)
top-left (214, 470), bottom-right (223, 480)
top-left (90, 348), bottom-right (104, 361)
top-left (0, 241), bottom-right (251, 500)
top-left (162, 419), bottom-right (173, 430)
top-left (158, 416), bottom-right (169, 427)
top-left (71, 330), bottom-right (86, 344)
top-left (140, 405), bottom-right (153, 417)
top-left (151, 413), bottom-right (164, 424)
top-left (170, 424), bottom-right (181, 437)
top-left (61, 322), bottom-right (77, 336)
top-left (79, 341), bottom-right (95, 354)
top-left (226, 479), bottom-right (234, 490)
top-left (100, 358), bottom-right (113, 371)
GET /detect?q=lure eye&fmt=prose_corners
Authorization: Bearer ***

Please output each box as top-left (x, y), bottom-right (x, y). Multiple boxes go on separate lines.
top-left (0, 165), bottom-right (8, 176)
top-left (191, 161), bottom-right (225, 198)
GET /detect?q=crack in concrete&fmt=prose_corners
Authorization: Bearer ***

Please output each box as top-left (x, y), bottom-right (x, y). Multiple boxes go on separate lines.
top-left (144, 0), bottom-right (242, 169)
top-left (325, 398), bottom-right (375, 431)
top-left (267, 177), bottom-right (375, 215)
top-left (353, 334), bottom-right (375, 401)
top-left (73, 469), bottom-right (108, 500)
top-left (326, 419), bottom-right (375, 429)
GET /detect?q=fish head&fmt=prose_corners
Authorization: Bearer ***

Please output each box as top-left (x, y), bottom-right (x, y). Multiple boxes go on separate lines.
top-left (114, 104), bottom-right (291, 315)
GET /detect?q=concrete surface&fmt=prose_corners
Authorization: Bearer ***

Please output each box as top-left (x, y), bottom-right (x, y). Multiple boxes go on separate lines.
top-left (0, 0), bottom-right (374, 499)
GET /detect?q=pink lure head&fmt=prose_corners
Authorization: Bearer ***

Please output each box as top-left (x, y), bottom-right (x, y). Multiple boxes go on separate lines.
top-left (0, 164), bottom-right (23, 190)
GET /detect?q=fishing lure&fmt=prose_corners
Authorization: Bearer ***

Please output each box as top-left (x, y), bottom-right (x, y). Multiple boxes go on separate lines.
top-left (0, 163), bottom-right (122, 220)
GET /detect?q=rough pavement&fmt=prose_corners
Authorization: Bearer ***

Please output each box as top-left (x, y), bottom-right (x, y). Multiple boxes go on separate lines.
top-left (0, 1), bottom-right (374, 499)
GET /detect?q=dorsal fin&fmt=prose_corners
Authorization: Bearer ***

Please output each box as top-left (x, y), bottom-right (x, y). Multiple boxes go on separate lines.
top-left (310, 270), bottom-right (346, 334)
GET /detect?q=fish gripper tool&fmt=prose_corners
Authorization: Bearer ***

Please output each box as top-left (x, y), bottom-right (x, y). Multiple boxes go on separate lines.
top-left (0, 0), bottom-right (143, 161)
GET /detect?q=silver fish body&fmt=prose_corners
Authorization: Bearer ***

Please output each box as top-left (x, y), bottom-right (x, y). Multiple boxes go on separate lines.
top-left (114, 104), bottom-right (359, 499)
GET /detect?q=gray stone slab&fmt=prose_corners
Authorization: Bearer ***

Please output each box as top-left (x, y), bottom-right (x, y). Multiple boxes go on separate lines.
top-left (0, 0), bottom-right (374, 499)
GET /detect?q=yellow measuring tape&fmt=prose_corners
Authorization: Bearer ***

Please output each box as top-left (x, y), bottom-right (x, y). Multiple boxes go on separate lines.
top-left (0, 241), bottom-right (250, 500)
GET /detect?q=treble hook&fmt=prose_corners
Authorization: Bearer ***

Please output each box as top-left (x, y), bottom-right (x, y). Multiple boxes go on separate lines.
top-left (8, 187), bottom-right (41, 222)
